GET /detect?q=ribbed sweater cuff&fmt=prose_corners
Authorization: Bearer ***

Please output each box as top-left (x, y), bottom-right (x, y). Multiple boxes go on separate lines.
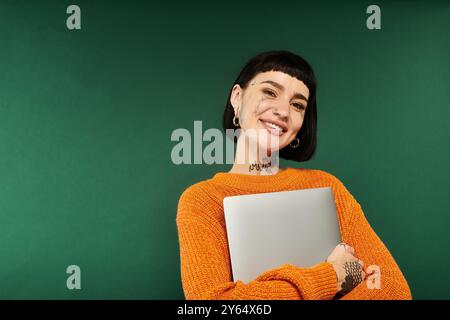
top-left (296, 262), bottom-right (338, 300)
top-left (261, 262), bottom-right (338, 300)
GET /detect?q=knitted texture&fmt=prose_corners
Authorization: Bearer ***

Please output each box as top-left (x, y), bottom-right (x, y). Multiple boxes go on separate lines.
top-left (176, 168), bottom-right (412, 300)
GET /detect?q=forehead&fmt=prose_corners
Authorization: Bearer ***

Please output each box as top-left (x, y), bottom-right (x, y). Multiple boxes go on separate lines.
top-left (251, 71), bottom-right (310, 98)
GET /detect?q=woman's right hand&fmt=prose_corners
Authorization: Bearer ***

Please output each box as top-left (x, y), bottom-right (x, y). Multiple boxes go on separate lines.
top-left (326, 243), bottom-right (366, 296)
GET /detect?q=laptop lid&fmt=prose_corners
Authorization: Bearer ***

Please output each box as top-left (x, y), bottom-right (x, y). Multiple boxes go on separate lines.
top-left (223, 187), bottom-right (341, 284)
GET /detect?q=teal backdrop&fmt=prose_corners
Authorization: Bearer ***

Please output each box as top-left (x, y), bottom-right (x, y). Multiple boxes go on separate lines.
top-left (0, 0), bottom-right (449, 299)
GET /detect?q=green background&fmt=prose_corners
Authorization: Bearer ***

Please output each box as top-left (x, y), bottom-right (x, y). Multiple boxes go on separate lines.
top-left (0, 0), bottom-right (449, 299)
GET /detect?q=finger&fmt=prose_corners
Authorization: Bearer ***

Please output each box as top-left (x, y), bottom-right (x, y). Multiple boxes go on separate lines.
top-left (339, 242), bottom-right (347, 249)
top-left (345, 245), bottom-right (355, 255)
top-left (358, 260), bottom-right (366, 281)
top-left (359, 259), bottom-right (365, 269)
top-left (338, 242), bottom-right (351, 252)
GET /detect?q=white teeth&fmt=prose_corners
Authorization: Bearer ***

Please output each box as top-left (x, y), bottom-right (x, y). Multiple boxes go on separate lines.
top-left (264, 121), bottom-right (283, 131)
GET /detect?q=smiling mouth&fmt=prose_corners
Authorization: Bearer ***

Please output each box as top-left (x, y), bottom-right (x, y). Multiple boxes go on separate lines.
top-left (259, 120), bottom-right (287, 136)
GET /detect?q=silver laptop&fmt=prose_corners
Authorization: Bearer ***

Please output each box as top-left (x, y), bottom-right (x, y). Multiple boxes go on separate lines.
top-left (223, 187), bottom-right (341, 284)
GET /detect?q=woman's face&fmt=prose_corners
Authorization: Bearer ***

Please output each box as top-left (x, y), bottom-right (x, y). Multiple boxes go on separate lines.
top-left (230, 70), bottom-right (310, 153)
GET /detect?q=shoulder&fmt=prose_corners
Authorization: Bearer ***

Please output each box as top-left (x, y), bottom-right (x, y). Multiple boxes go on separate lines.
top-left (292, 168), bottom-right (357, 201)
top-left (177, 178), bottom-right (219, 220)
top-left (178, 179), bottom-right (213, 206)
top-left (289, 167), bottom-right (345, 186)
top-left (308, 169), bottom-right (362, 208)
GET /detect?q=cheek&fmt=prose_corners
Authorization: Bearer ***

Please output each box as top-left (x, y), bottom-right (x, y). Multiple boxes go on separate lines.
top-left (290, 114), bottom-right (304, 132)
top-left (241, 96), bottom-right (270, 125)
top-left (252, 97), bottom-right (272, 116)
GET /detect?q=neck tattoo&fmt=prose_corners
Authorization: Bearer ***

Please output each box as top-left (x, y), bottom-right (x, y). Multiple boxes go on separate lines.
top-left (249, 160), bottom-right (272, 172)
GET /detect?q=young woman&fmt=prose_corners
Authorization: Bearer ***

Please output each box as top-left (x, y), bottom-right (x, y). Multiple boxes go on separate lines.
top-left (176, 50), bottom-right (412, 300)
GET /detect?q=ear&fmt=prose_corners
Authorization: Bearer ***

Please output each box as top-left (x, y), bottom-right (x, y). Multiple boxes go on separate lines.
top-left (230, 84), bottom-right (243, 117)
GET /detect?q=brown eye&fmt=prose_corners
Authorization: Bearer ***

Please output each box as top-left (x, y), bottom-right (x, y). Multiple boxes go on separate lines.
top-left (263, 89), bottom-right (276, 97)
top-left (292, 103), bottom-right (305, 111)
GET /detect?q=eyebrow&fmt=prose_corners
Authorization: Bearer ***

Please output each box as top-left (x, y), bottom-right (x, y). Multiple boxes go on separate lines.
top-left (259, 80), bottom-right (308, 102)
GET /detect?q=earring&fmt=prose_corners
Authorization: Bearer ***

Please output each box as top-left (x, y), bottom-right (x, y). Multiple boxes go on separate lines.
top-left (232, 116), bottom-right (240, 127)
top-left (290, 137), bottom-right (300, 148)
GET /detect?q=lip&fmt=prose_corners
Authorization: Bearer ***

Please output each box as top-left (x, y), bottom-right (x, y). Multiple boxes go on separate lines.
top-left (259, 118), bottom-right (288, 132)
top-left (259, 119), bottom-right (287, 137)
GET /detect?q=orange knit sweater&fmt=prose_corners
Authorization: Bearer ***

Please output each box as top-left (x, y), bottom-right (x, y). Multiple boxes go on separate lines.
top-left (176, 168), bottom-right (412, 300)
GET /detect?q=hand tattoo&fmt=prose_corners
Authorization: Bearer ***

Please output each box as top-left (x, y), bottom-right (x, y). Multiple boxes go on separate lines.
top-left (339, 261), bottom-right (363, 295)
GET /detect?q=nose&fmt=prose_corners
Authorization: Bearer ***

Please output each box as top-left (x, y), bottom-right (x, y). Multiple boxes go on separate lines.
top-left (271, 102), bottom-right (289, 121)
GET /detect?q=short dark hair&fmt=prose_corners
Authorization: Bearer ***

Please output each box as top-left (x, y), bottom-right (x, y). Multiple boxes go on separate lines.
top-left (222, 50), bottom-right (318, 162)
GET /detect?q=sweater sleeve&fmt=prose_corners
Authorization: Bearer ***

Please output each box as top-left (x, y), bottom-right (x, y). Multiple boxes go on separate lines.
top-left (176, 186), bottom-right (338, 300)
top-left (331, 179), bottom-right (413, 300)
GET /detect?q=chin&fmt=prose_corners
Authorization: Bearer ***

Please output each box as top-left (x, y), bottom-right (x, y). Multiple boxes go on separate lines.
top-left (256, 138), bottom-right (283, 156)
top-left (242, 121), bottom-right (292, 154)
